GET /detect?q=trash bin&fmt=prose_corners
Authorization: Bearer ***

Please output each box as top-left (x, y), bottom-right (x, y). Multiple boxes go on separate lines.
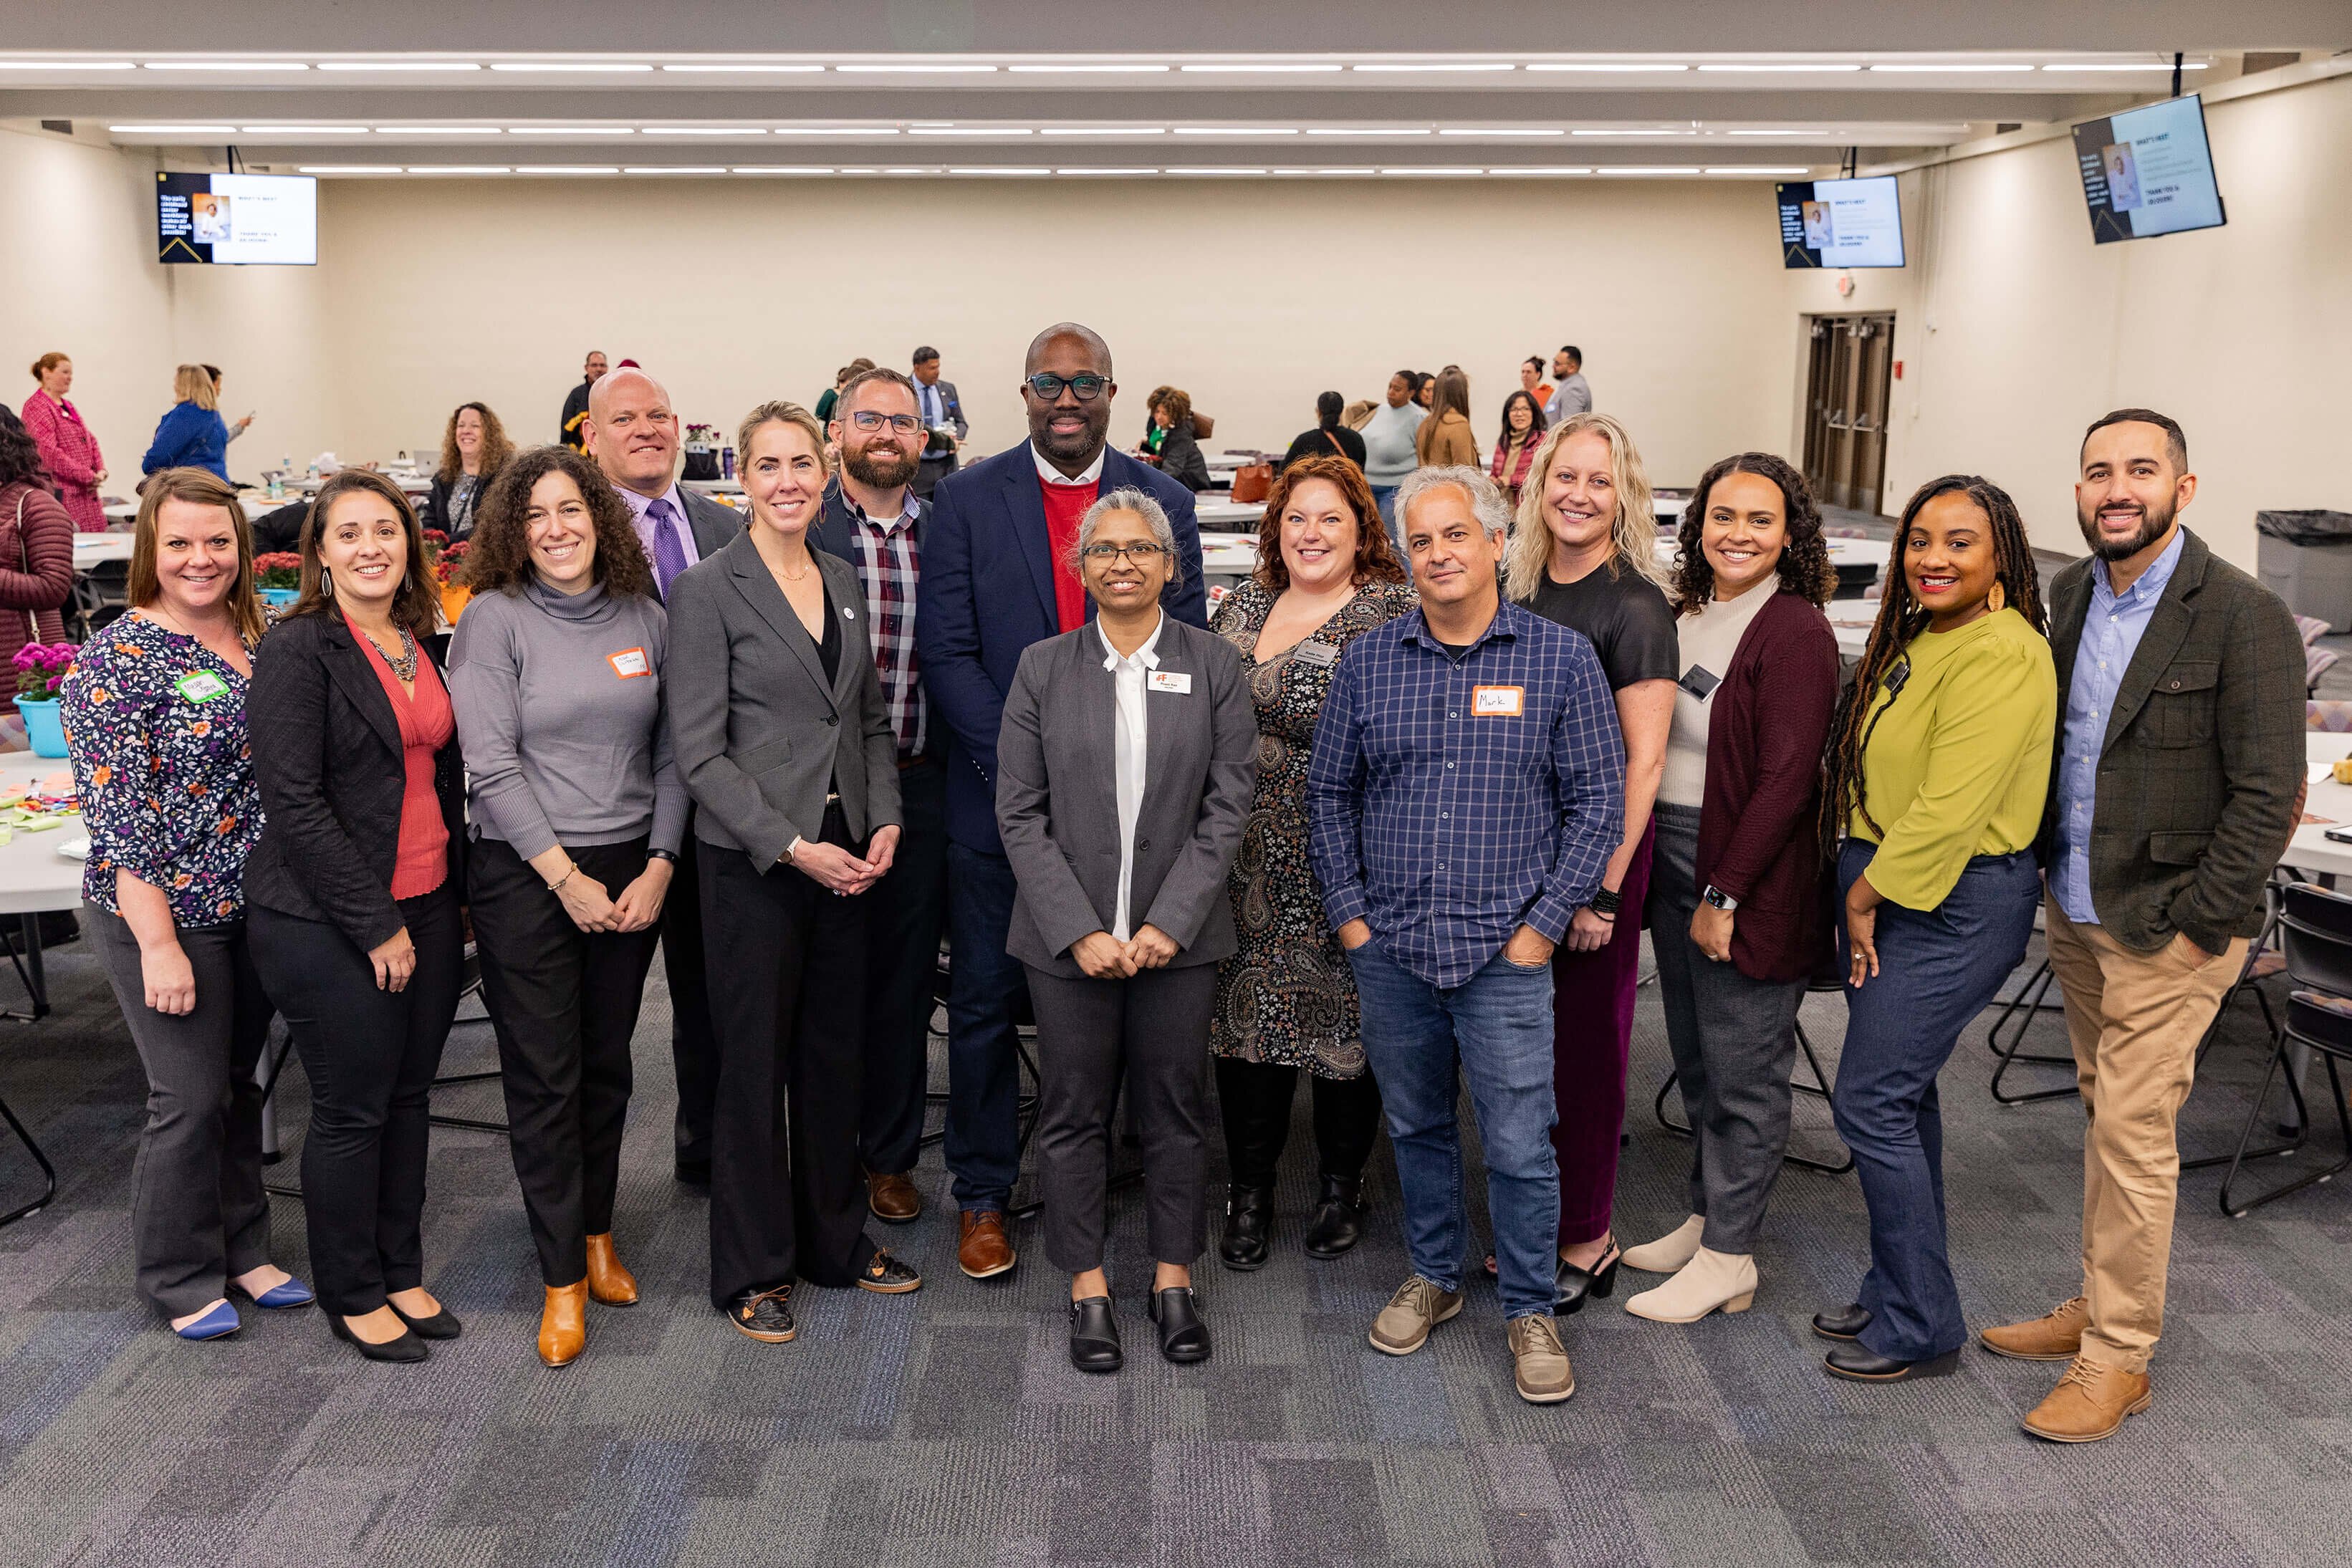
top-left (2257, 510), bottom-right (2352, 631)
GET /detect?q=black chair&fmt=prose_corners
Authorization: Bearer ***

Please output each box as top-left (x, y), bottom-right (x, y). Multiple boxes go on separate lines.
top-left (1984, 959), bottom-right (2080, 1105)
top-left (426, 944), bottom-right (507, 1135)
top-left (1653, 976), bottom-right (1855, 1176)
top-left (2216, 882), bottom-right (2352, 1216)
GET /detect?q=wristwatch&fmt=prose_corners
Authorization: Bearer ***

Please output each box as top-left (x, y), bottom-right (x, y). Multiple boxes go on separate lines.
top-left (1701, 885), bottom-right (1739, 912)
top-left (647, 848), bottom-right (678, 865)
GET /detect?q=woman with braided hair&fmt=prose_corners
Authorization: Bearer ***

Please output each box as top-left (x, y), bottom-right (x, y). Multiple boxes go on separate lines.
top-left (1812, 474), bottom-right (2055, 1384)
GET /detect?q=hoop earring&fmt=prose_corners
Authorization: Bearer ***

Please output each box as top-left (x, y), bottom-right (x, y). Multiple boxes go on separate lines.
top-left (320, 569), bottom-right (333, 599)
top-left (1987, 581), bottom-right (2006, 614)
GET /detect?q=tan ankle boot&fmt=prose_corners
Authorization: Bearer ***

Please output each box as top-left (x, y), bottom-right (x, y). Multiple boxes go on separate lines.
top-left (539, 1281), bottom-right (588, 1367)
top-left (2022, 1355), bottom-right (2151, 1442)
top-left (1979, 1296), bottom-right (2086, 1361)
top-left (1621, 1215), bottom-right (1705, 1274)
top-left (584, 1233), bottom-right (638, 1307)
top-left (1623, 1246), bottom-right (1757, 1323)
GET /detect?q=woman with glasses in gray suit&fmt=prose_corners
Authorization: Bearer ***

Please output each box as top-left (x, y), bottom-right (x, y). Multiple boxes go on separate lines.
top-left (996, 487), bottom-right (1257, 1374)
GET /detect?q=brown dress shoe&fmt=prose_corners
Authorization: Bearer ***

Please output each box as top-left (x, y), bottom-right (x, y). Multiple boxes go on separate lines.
top-left (868, 1171), bottom-right (921, 1224)
top-left (1979, 1296), bottom-right (2087, 1361)
top-left (584, 1232), bottom-right (638, 1307)
top-left (2022, 1356), bottom-right (2151, 1443)
top-left (538, 1281), bottom-right (588, 1367)
top-left (958, 1210), bottom-right (1017, 1279)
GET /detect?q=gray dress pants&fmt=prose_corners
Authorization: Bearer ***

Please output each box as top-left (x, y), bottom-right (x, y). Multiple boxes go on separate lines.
top-left (1643, 804), bottom-right (1807, 1255)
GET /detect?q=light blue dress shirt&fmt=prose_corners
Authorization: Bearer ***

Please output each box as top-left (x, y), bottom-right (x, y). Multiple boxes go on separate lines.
top-left (2052, 527), bottom-right (2186, 923)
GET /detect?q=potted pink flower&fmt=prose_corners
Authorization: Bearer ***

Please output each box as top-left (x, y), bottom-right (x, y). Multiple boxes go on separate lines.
top-left (13, 642), bottom-right (75, 757)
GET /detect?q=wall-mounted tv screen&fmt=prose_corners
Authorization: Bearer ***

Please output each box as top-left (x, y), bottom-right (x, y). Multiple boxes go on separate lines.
top-left (1775, 175), bottom-right (1905, 269)
top-left (156, 172), bottom-right (317, 265)
top-left (2072, 94), bottom-right (2225, 244)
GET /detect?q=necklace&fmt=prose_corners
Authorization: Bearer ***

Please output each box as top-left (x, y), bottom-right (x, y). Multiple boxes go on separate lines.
top-left (367, 625), bottom-right (419, 682)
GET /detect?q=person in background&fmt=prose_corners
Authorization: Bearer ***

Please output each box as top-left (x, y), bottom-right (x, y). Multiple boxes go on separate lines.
top-left (1341, 399), bottom-right (1376, 431)
top-left (1619, 453), bottom-right (1838, 1326)
top-left (449, 446), bottom-right (684, 1367)
top-left (815, 357), bottom-right (876, 425)
top-left (244, 470), bottom-right (466, 1365)
top-left (1545, 347), bottom-right (1593, 425)
top-left (997, 488), bottom-right (1255, 1371)
top-left (1502, 413), bottom-right (1676, 1313)
top-left (1280, 392), bottom-right (1367, 473)
top-left (911, 347), bottom-right (969, 499)
top-left (64, 466), bottom-right (310, 1341)
top-left (560, 350), bottom-right (608, 453)
top-left (424, 402), bottom-right (513, 543)
top-left (1413, 370), bottom-right (1478, 471)
top-left (1489, 391), bottom-right (1547, 511)
top-left (0, 406), bottom-right (75, 675)
top-left (1210, 454), bottom-right (1413, 1271)
top-left (1310, 465), bottom-right (1623, 1406)
top-left (917, 321), bottom-right (1206, 1284)
top-left (1360, 371), bottom-right (1426, 548)
top-left (1519, 355), bottom-right (1555, 416)
top-left (1145, 388), bottom-right (1212, 494)
top-left (21, 352), bottom-right (107, 532)
top-left (1983, 410), bottom-right (2303, 1441)
top-left (1138, 385), bottom-right (1176, 458)
top-left (815, 368), bottom-right (944, 1227)
top-left (582, 366), bottom-right (736, 1188)
top-left (1413, 373), bottom-right (1436, 412)
top-left (1815, 473), bottom-right (2053, 1383)
top-left (142, 365), bottom-right (232, 482)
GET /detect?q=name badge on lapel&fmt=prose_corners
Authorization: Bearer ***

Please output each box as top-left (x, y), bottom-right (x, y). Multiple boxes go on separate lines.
top-left (1148, 670), bottom-right (1192, 695)
top-left (608, 648), bottom-right (651, 680)
top-left (1472, 685), bottom-right (1525, 716)
top-left (1290, 640), bottom-right (1338, 668)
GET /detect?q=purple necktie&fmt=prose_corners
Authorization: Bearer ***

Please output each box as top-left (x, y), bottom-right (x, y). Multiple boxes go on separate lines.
top-left (646, 496), bottom-right (689, 597)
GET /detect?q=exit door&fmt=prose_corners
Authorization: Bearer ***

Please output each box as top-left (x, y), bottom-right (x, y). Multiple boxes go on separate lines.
top-left (1802, 314), bottom-right (1896, 514)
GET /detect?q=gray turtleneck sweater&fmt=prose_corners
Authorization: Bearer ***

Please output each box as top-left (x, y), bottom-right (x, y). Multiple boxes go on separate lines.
top-left (446, 576), bottom-right (687, 858)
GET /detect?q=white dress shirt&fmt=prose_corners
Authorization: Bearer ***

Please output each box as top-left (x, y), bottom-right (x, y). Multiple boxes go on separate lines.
top-left (1098, 611), bottom-right (1166, 941)
top-left (1033, 442), bottom-right (1108, 488)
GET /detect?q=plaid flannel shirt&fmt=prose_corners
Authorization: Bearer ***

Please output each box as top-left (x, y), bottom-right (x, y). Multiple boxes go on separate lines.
top-left (843, 491), bottom-right (927, 759)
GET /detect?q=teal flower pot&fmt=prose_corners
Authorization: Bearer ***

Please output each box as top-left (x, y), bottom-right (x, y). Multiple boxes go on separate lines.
top-left (15, 696), bottom-right (66, 759)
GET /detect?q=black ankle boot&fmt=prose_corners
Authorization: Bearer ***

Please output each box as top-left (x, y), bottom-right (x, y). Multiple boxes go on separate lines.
top-left (1219, 1185), bottom-right (1273, 1271)
top-left (1302, 1175), bottom-right (1368, 1260)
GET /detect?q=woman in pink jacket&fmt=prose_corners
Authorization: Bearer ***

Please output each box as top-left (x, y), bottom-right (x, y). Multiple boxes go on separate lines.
top-left (21, 352), bottom-right (107, 534)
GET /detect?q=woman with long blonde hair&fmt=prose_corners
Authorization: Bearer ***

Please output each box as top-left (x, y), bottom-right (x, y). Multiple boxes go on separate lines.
top-left (140, 365), bottom-right (233, 482)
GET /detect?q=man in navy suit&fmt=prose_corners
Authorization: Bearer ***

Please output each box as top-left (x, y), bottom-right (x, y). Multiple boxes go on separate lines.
top-left (916, 322), bottom-right (1207, 1280)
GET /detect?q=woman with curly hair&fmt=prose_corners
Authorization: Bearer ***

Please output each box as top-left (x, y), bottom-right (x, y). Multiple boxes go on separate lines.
top-left (423, 401), bottom-right (514, 542)
top-left (1811, 475), bottom-right (2053, 1383)
top-left (448, 445), bottom-right (685, 1367)
top-left (1620, 452), bottom-right (1838, 1327)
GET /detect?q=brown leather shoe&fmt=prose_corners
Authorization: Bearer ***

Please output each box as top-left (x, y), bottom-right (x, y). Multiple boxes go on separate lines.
top-left (868, 1171), bottom-right (921, 1224)
top-left (538, 1281), bottom-right (587, 1367)
top-left (584, 1232), bottom-right (638, 1307)
top-left (958, 1209), bottom-right (1017, 1279)
top-left (2022, 1355), bottom-right (2151, 1443)
top-left (1979, 1296), bottom-right (2086, 1361)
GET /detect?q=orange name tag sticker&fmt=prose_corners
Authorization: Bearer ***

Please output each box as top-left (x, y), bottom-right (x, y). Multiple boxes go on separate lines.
top-left (608, 648), bottom-right (651, 679)
top-left (1472, 685), bottom-right (1525, 716)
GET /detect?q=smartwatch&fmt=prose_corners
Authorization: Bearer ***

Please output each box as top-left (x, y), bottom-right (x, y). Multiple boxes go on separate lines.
top-left (1701, 885), bottom-right (1739, 912)
top-left (647, 848), bottom-right (678, 865)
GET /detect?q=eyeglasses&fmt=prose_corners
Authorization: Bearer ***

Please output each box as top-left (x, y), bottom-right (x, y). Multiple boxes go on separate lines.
top-left (848, 410), bottom-right (923, 433)
top-left (1026, 372), bottom-right (1110, 402)
top-left (1080, 541), bottom-right (1168, 563)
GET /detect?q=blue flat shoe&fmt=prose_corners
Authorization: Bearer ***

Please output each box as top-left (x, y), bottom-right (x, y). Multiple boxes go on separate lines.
top-left (235, 1276), bottom-right (315, 1310)
top-left (174, 1300), bottom-right (241, 1340)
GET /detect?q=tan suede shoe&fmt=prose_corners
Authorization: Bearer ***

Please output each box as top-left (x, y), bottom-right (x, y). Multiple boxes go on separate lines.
top-left (1368, 1275), bottom-right (1463, 1356)
top-left (584, 1232), bottom-right (638, 1307)
top-left (2022, 1355), bottom-right (2151, 1443)
top-left (1979, 1296), bottom-right (2086, 1361)
top-left (1508, 1314), bottom-right (1576, 1404)
top-left (538, 1281), bottom-right (587, 1367)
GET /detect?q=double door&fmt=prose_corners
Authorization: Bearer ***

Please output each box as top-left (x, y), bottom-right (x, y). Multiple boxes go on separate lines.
top-left (1802, 314), bottom-right (1896, 514)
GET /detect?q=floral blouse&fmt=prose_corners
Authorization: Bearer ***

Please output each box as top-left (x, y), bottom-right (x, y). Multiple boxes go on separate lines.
top-left (62, 612), bottom-right (263, 928)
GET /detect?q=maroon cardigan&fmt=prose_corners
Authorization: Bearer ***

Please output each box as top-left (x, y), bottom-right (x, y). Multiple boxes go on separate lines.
top-left (0, 481), bottom-right (74, 672)
top-left (1691, 587), bottom-right (1840, 983)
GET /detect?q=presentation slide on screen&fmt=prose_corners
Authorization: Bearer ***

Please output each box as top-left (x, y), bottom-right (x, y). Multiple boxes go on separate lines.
top-left (1775, 176), bottom-right (1904, 269)
top-left (156, 173), bottom-right (317, 265)
top-left (2072, 95), bottom-right (2226, 244)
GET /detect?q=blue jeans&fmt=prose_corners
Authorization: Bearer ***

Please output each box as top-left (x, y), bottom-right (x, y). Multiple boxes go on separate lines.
top-left (1834, 841), bottom-right (2039, 1362)
top-left (944, 842), bottom-right (1029, 1213)
top-left (1371, 486), bottom-right (1406, 566)
top-left (1347, 938), bottom-right (1560, 1319)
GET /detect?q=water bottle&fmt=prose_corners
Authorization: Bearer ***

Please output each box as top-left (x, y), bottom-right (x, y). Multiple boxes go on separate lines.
top-left (722, 445), bottom-right (736, 479)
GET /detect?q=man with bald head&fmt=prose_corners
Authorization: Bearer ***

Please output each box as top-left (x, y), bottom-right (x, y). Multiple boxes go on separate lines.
top-left (917, 322), bottom-right (1207, 1279)
top-left (584, 365), bottom-right (741, 1187)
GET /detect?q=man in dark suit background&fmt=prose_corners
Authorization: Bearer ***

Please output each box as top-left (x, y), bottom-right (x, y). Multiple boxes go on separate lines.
top-left (585, 365), bottom-right (739, 1188)
top-left (910, 346), bottom-right (968, 499)
top-left (916, 322), bottom-right (1207, 1280)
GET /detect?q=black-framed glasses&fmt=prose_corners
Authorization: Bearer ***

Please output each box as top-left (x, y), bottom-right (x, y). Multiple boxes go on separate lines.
top-left (1026, 372), bottom-right (1109, 402)
top-left (1080, 541), bottom-right (1168, 563)
top-left (848, 410), bottom-right (923, 433)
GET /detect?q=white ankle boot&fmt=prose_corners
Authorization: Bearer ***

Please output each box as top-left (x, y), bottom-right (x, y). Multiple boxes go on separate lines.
top-left (1621, 1214), bottom-right (1704, 1274)
top-left (1624, 1246), bottom-right (1758, 1323)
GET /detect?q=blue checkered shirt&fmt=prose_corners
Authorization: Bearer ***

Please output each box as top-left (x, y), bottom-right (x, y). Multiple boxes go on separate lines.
top-left (1307, 600), bottom-right (1625, 989)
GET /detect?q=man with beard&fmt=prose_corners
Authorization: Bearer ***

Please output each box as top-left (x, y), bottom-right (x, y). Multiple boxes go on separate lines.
top-left (916, 322), bottom-right (1206, 1279)
top-left (813, 367), bottom-right (946, 1224)
top-left (1983, 408), bottom-right (2302, 1442)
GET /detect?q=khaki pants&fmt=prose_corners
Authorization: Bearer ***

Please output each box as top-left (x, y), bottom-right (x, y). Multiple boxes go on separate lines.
top-left (2043, 895), bottom-right (2245, 1372)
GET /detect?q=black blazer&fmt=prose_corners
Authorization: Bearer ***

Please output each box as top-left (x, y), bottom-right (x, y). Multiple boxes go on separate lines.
top-left (1156, 421), bottom-right (1212, 493)
top-left (422, 471), bottom-right (495, 541)
top-left (244, 611), bottom-right (466, 951)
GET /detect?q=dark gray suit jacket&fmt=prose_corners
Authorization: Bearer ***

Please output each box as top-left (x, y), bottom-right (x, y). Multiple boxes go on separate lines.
top-left (994, 615), bottom-right (1257, 977)
top-left (665, 529), bottom-right (901, 871)
top-left (674, 486), bottom-right (745, 588)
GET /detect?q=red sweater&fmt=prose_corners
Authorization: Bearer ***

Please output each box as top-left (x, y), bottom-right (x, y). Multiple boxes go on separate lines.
top-left (1038, 476), bottom-right (1099, 633)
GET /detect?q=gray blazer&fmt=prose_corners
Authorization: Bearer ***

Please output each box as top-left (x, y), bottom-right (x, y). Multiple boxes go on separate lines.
top-left (665, 529), bottom-right (901, 871)
top-left (675, 486), bottom-right (746, 589)
top-left (995, 615), bottom-right (1257, 978)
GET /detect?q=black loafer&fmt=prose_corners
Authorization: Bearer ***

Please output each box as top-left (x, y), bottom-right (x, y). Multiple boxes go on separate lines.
top-left (1823, 1341), bottom-right (1959, 1382)
top-left (1148, 1286), bottom-right (1211, 1365)
top-left (1069, 1295), bottom-right (1122, 1372)
top-left (1302, 1175), bottom-right (1368, 1260)
top-left (1813, 1303), bottom-right (1871, 1342)
top-left (1553, 1236), bottom-right (1621, 1317)
top-left (1219, 1185), bottom-right (1272, 1271)
top-left (328, 1313), bottom-right (429, 1364)
top-left (388, 1300), bottom-right (463, 1340)
top-left (725, 1285), bottom-right (796, 1343)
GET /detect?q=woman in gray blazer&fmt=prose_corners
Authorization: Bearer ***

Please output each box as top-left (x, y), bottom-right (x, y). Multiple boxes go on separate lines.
top-left (996, 486), bottom-right (1257, 1373)
top-left (666, 401), bottom-right (917, 1348)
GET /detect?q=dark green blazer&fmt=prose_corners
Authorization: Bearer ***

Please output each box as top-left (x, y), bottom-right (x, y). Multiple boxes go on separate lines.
top-left (2037, 526), bottom-right (2303, 955)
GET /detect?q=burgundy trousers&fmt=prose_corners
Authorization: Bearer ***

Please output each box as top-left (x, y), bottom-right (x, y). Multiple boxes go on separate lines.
top-left (1548, 820), bottom-right (1656, 1246)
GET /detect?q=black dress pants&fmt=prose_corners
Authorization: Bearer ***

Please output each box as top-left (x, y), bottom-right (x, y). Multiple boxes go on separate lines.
top-left (701, 838), bottom-right (877, 1307)
top-left (469, 836), bottom-right (660, 1287)
top-left (858, 756), bottom-right (947, 1177)
top-left (1214, 1057), bottom-right (1383, 1192)
top-left (250, 882), bottom-right (464, 1317)
top-left (663, 803), bottom-right (721, 1171)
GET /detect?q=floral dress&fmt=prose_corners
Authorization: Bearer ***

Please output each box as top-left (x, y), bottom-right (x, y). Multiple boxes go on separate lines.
top-left (61, 612), bottom-right (264, 928)
top-left (1209, 576), bottom-right (1418, 1076)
